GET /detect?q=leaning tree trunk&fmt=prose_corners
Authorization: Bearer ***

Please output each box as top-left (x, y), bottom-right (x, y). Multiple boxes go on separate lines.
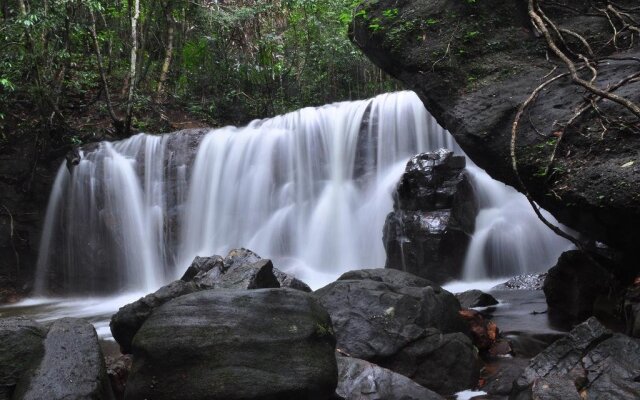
top-left (156, 12), bottom-right (175, 103)
top-left (88, 6), bottom-right (123, 134)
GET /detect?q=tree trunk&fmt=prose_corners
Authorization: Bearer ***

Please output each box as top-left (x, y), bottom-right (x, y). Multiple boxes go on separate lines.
top-left (156, 10), bottom-right (175, 103)
top-left (124, 0), bottom-right (140, 136)
top-left (88, 5), bottom-right (123, 133)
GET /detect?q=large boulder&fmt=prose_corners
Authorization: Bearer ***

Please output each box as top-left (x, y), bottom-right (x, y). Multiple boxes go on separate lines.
top-left (111, 248), bottom-right (307, 353)
top-left (383, 150), bottom-right (477, 283)
top-left (511, 317), bottom-right (640, 399)
top-left (125, 288), bottom-right (337, 400)
top-left (315, 268), bottom-right (479, 395)
top-left (13, 318), bottom-right (114, 400)
top-left (0, 318), bottom-right (46, 400)
top-left (336, 355), bottom-right (443, 400)
top-left (350, 0), bottom-right (640, 260)
top-left (543, 250), bottom-right (620, 324)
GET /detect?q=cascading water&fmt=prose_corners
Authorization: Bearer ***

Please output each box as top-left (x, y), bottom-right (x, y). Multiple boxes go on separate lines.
top-left (34, 90), bottom-right (572, 296)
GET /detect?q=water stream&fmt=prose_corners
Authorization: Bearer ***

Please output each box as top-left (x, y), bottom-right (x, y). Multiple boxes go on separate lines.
top-left (2, 91), bottom-right (573, 338)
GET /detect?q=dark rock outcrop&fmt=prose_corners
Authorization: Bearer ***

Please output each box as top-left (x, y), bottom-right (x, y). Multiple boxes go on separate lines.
top-left (111, 248), bottom-right (307, 353)
top-left (511, 317), bottom-right (640, 400)
top-left (383, 150), bottom-right (477, 283)
top-left (0, 317), bottom-right (46, 399)
top-left (0, 138), bottom-right (60, 301)
top-left (543, 250), bottom-right (620, 324)
top-left (125, 288), bottom-right (337, 400)
top-left (456, 289), bottom-right (499, 308)
top-left (13, 318), bottom-right (114, 400)
top-left (351, 0), bottom-right (640, 260)
top-left (315, 268), bottom-right (479, 395)
top-left (336, 355), bottom-right (443, 400)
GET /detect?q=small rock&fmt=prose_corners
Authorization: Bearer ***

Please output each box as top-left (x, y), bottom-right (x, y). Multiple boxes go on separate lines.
top-left (106, 354), bottom-right (132, 400)
top-left (0, 317), bottom-right (47, 400)
top-left (13, 318), bottom-right (114, 400)
top-left (456, 289), bottom-right (499, 308)
top-left (336, 355), bottom-right (443, 400)
top-left (492, 274), bottom-right (547, 291)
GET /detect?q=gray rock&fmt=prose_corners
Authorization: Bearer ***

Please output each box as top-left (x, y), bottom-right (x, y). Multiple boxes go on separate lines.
top-left (315, 268), bottom-right (478, 395)
top-left (381, 329), bottom-right (480, 396)
top-left (337, 268), bottom-right (437, 288)
top-left (456, 289), bottom-right (499, 308)
top-left (512, 317), bottom-right (640, 399)
top-left (223, 247), bottom-right (261, 271)
top-left (543, 251), bottom-right (619, 324)
top-left (0, 317), bottom-right (46, 400)
top-left (180, 255), bottom-right (224, 282)
top-left (336, 355), bottom-right (443, 400)
top-left (110, 248), bottom-right (308, 354)
top-left (216, 259), bottom-right (280, 290)
top-left (14, 318), bottom-right (114, 400)
top-left (110, 279), bottom-right (199, 354)
top-left (480, 357), bottom-right (528, 396)
top-left (274, 268), bottom-right (312, 292)
top-left (125, 288), bottom-right (337, 400)
top-left (383, 150), bottom-right (477, 283)
top-left (531, 376), bottom-right (582, 400)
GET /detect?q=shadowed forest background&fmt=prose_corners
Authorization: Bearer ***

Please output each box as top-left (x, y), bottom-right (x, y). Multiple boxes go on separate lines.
top-left (0, 0), bottom-right (396, 147)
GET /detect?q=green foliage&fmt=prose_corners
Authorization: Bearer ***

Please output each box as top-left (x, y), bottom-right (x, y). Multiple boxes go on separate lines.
top-left (0, 0), bottom-right (396, 137)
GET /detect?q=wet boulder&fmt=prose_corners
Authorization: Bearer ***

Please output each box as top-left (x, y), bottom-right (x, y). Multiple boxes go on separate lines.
top-left (110, 279), bottom-right (200, 354)
top-left (383, 150), bottom-right (477, 284)
top-left (456, 289), bottom-right (499, 308)
top-left (111, 248), bottom-right (307, 353)
top-left (13, 318), bottom-right (114, 400)
top-left (543, 251), bottom-right (619, 324)
top-left (336, 355), bottom-right (443, 400)
top-left (0, 317), bottom-right (46, 400)
top-left (315, 268), bottom-right (479, 395)
top-left (511, 317), bottom-right (640, 399)
top-left (125, 288), bottom-right (337, 400)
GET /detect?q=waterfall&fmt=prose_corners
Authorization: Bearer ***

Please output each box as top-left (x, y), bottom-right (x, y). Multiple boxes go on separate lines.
top-left (35, 91), bottom-right (571, 295)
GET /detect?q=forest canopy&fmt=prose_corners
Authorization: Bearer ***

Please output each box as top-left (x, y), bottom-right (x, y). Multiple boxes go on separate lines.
top-left (0, 0), bottom-right (396, 146)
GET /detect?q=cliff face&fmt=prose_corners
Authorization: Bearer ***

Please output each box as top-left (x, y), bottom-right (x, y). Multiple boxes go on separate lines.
top-left (351, 0), bottom-right (640, 260)
top-left (0, 138), bottom-right (60, 300)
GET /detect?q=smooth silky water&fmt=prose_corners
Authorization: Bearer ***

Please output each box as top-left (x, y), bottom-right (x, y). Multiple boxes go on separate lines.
top-left (0, 91), bottom-right (573, 339)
